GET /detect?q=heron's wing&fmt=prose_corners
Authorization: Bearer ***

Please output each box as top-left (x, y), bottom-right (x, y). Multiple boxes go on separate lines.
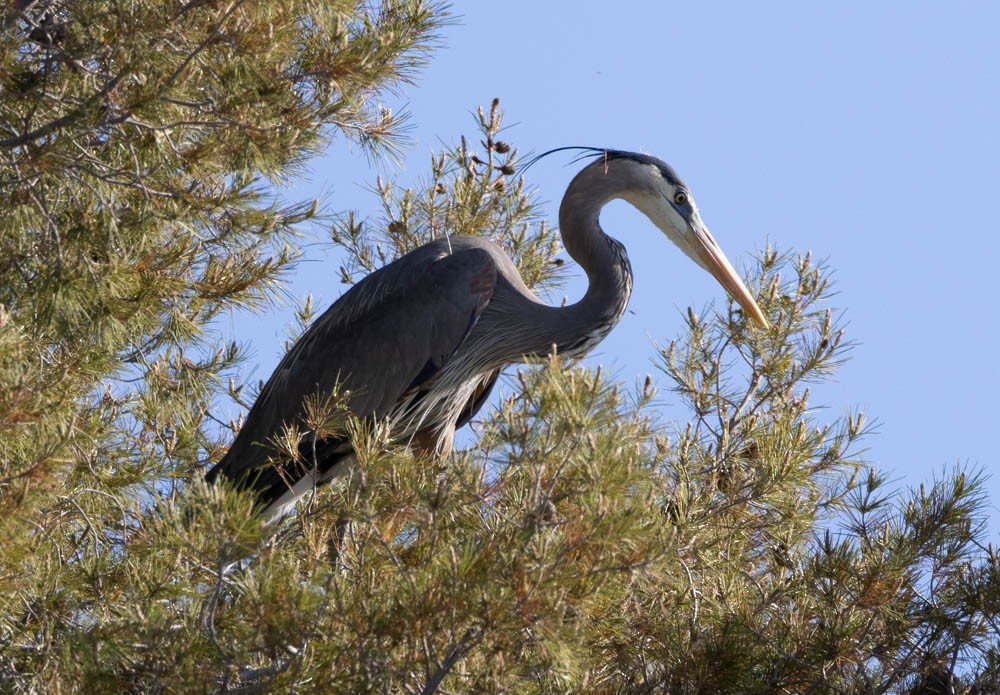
top-left (206, 245), bottom-right (498, 499)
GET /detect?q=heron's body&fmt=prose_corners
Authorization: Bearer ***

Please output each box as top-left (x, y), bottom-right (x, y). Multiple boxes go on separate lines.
top-left (206, 150), bottom-right (767, 521)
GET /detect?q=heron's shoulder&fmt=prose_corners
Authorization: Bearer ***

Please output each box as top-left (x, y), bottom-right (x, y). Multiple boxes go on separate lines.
top-left (430, 235), bottom-right (505, 257)
top-left (395, 236), bottom-right (515, 279)
top-left (374, 235), bottom-right (505, 266)
top-left (388, 235), bottom-right (506, 276)
top-left (317, 237), bottom-right (504, 329)
top-left (441, 235), bottom-right (521, 274)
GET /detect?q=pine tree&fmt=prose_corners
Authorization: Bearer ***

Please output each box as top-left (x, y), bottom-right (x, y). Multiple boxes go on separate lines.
top-left (2, 4), bottom-right (998, 693)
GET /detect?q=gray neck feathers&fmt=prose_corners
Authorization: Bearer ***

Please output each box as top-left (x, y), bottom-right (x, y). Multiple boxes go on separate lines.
top-left (546, 164), bottom-right (634, 357)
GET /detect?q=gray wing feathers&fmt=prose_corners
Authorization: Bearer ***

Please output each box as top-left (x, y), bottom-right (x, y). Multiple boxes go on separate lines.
top-left (207, 243), bottom-right (498, 487)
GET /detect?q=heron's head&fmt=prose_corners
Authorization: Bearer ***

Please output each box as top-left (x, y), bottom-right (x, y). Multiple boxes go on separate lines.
top-left (595, 151), bottom-right (769, 328)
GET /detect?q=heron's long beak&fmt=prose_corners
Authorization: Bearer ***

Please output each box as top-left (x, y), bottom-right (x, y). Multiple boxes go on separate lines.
top-left (690, 222), bottom-right (769, 329)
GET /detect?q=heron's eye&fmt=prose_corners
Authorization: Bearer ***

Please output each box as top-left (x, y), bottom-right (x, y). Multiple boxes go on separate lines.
top-left (673, 191), bottom-right (687, 205)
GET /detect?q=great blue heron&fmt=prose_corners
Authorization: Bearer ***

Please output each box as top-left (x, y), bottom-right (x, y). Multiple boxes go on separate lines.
top-left (206, 148), bottom-right (769, 521)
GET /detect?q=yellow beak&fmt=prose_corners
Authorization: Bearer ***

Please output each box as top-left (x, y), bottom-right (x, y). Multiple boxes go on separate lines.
top-left (691, 222), bottom-right (769, 329)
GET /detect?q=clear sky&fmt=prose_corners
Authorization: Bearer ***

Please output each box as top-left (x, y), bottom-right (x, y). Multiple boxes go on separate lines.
top-left (229, 3), bottom-right (1000, 532)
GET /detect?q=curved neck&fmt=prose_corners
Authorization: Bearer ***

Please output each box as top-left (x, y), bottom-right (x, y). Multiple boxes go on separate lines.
top-left (539, 170), bottom-right (634, 357)
top-left (558, 168), bottom-right (628, 283)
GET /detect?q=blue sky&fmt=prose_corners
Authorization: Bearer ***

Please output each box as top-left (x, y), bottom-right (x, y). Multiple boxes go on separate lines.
top-left (230, 3), bottom-right (1000, 531)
